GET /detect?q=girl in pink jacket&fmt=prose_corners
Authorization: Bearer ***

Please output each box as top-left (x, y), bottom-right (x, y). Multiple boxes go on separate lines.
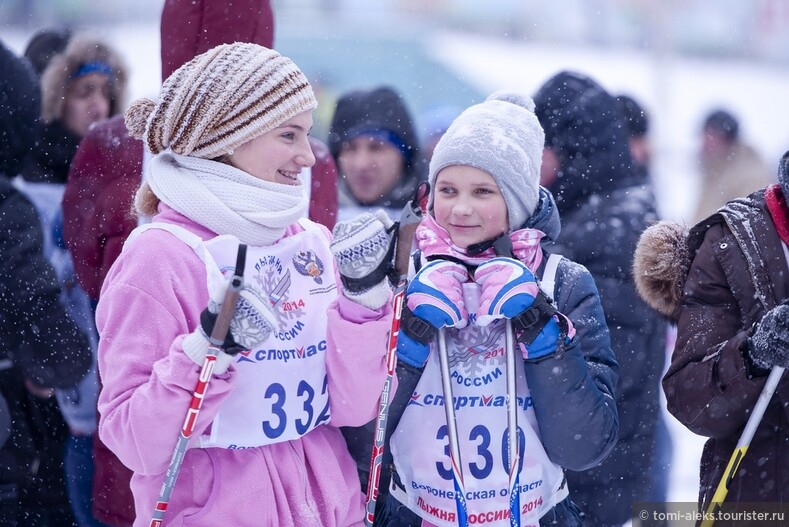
top-left (96, 43), bottom-right (396, 526)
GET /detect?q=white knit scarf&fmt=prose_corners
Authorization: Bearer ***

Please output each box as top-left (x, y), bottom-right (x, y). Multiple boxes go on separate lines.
top-left (147, 152), bottom-right (308, 246)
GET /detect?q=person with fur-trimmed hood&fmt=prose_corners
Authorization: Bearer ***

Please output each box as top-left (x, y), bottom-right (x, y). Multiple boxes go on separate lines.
top-left (532, 70), bottom-right (667, 527)
top-left (634, 151), bottom-right (789, 514)
top-left (21, 33), bottom-right (126, 184)
top-left (16, 31), bottom-right (127, 255)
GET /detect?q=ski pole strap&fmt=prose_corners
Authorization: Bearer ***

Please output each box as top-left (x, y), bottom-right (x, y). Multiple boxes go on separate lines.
top-left (512, 290), bottom-right (557, 346)
top-left (200, 244), bottom-right (248, 355)
top-left (200, 310), bottom-right (245, 354)
top-left (401, 304), bottom-right (436, 345)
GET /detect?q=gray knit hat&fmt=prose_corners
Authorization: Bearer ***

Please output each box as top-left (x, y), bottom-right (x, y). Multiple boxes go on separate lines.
top-left (428, 90), bottom-right (545, 232)
top-left (125, 42), bottom-right (317, 159)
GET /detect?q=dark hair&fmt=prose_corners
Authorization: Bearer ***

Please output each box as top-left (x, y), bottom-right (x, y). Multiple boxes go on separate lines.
top-left (23, 27), bottom-right (72, 77)
top-left (328, 86), bottom-right (419, 170)
top-left (615, 94), bottom-right (649, 137)
top-left (703, 109), bottom-right (739, 141)
top-left (0, 40), bottom-right (40, 175)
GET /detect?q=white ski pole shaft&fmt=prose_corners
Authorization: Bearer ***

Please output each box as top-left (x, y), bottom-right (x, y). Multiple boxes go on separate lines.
top-left (492, 234), bottom-right (522, 526)
top-left (701, 365), bottom-right (784, 527)
top-left (504, 319), bottom-right (521, 527)
top-left (437, 326), bottom-right (469, 526)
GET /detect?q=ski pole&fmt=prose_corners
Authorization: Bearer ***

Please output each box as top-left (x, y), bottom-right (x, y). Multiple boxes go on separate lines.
top-left (150, 244), bottom-right (247, 527)
top-left (437, 326), bottom-right (469, 526)
top-left (503, 318), bottom-right (520, 527)
top-left (492, 236), bottom-right (521, 527)
top-left (364, 183), bottom-right (428, 525)
top-left (700, 365), bottom-right (784, 527)
top-left (364, 282), bottom-right (405, 526)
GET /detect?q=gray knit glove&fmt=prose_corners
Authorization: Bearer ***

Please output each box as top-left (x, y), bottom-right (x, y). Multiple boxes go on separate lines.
top-left (748, 303), bottom-right (789, 370)
top-left (183, 280), bottom-right (278, 374)
top-left (331, 210), bottom-right (396, 310)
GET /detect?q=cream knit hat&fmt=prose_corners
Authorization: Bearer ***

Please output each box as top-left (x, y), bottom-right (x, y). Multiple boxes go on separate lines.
top-left (125, 42), bottom-right (317, 159)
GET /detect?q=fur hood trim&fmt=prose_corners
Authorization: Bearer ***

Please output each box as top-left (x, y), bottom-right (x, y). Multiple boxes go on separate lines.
top-left (633, 220), bottom-right (691, 321)
top-left (40, 33), bottom-right (127, 124)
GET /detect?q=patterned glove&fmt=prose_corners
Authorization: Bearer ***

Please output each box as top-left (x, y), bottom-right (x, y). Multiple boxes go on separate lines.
top-left (407, 260), bottom-right (469, 329)
top-left (748, 303), bottom-right (789, 370)
top-left (183, 279), bottom-right (277, 375)
top-left (331, 210), bottom-right (396, 310)
top-left (474, 257), bottom-right (540, 327)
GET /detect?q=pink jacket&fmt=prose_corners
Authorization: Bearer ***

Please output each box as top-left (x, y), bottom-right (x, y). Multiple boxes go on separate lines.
top-left (97, 206), bottom-right (393, 527)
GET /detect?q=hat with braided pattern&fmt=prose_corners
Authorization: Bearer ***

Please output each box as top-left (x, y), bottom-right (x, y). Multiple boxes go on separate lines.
top-left (125, 42), bottom-right (316, 159)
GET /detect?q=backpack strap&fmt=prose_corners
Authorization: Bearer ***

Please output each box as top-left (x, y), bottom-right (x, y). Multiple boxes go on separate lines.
top-left (539, 253), bottom-right (562, 301)
top-left (513, 253), bottom-right (565, 352)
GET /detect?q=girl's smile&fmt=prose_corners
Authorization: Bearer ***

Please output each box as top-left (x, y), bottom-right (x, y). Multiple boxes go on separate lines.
top-left (432, 165), bottom-right (509, 249)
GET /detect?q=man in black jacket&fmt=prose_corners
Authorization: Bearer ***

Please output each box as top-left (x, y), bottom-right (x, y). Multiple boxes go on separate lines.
top-left (0, 39), bottom-right (92, 527)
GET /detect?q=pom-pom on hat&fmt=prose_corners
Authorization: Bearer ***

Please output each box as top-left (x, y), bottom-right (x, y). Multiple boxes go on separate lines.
top-left (125, 42), bottom-right (317, 159)
top-left (428, 90), bottom-right (545, 232)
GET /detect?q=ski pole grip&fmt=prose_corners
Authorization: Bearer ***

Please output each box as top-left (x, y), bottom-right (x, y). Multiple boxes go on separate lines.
top-left (395, 221), bottom-right (418, 278)
top-left (209, 244), bottom-right (247, 345)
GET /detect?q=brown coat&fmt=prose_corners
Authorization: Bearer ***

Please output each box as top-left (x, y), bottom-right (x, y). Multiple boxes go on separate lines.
top-left (634, 188), bottom-right (789, 509)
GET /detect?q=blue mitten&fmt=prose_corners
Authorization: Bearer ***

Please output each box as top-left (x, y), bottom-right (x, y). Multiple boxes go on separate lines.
top-left (406, 260), bottom-right (469, 329)
top-left (474, 257), bottom-right (540, 327)
top-left (396, 330), bottom-right (430, 368)
top-left (521, 316), bottom-right (563, 361)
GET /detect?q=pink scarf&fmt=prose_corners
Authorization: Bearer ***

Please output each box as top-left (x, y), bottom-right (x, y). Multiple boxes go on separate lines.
top-left (415, 215), bottom-right (545, 272)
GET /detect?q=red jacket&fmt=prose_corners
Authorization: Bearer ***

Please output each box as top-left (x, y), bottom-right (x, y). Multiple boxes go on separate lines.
top-left (62, 2), bottom-right (337, 525)
top-left (160, 0), bottom-right (274, 80)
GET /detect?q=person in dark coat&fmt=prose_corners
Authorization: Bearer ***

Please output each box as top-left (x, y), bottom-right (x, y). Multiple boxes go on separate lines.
top-left (0, 395), bottom-right (9, 450)
top-left (0, 38), bottom-right (92, 527)
top-left (533, 71), bottom-right (666, 526)
top-left (16, 31), bottom-right (127, 527)
top-left (634, 151), bottom-right (789, 519)
top-left (615, 93), bottom-right (674, 507)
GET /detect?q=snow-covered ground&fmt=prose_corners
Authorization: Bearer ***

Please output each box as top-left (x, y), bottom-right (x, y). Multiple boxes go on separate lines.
top-left (5, 19), bottom-right (787, 521)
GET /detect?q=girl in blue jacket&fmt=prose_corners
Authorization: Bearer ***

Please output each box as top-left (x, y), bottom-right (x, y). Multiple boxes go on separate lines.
top-left (377, 92), bottom-right (619, 527)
